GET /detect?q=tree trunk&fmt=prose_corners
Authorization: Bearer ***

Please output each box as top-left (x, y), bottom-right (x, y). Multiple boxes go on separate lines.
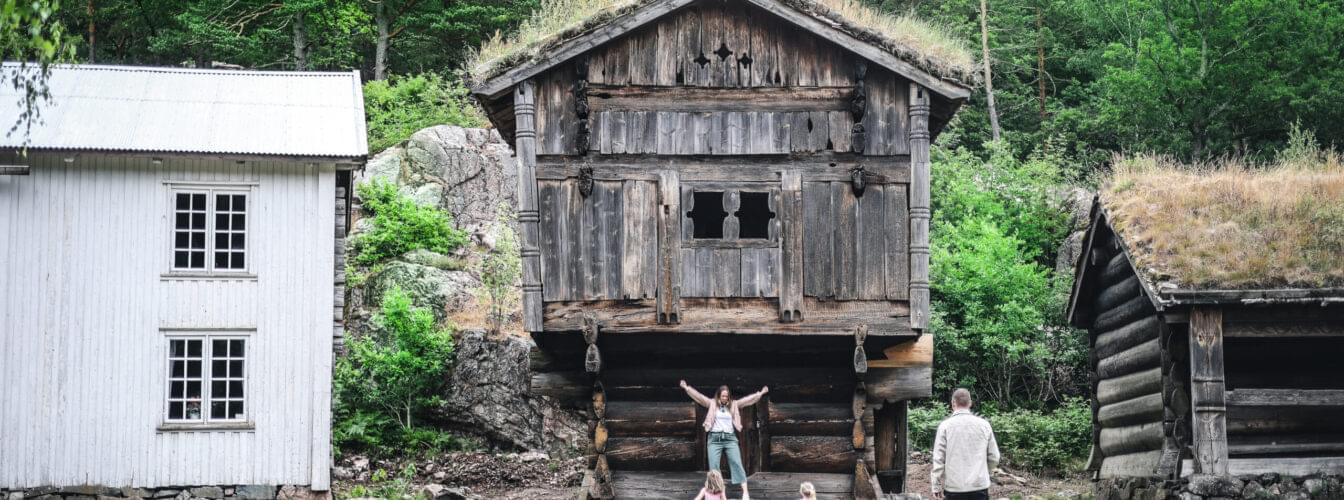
top-left (979, 0), bottom-right (1001, 141)
top-left (1036, 5), bottom-right (1046, 120)
top-left (87, 0), bottom-right (96, 63)
top-left (293, 12), bottom-right (308, 71)
top-left (374, 1), bottom-right (389, 80)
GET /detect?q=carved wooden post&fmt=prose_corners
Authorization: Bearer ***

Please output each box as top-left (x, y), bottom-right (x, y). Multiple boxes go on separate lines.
top-left (583, 314), bottom-right (614, 498)
top-left (852, 324), bottom-right (878, 499)
top-left (779, 171), bottom-right (803, 322)
top-left (907, 85), bottom-right (931, 330)
top-left (874, 401), bottom-right (908, 492)
top-left (514, 81), bottom-right (544, 332)
top-left (850, 61), bottom-right (868, 153)
top-left (574, 58), bottom-right (591, 154)
top-left (1189, 307), bottom-right (1228, 475)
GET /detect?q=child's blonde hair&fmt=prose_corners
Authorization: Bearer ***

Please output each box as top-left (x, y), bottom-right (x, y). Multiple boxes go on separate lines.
top-left (705, 469), bottom-right (725, 493)
top-left (799, 481), bottom-right (817, 499)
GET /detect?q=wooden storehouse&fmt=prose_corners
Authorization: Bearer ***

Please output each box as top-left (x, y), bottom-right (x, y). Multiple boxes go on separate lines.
top-left (0, 64), bottom-right (365, 493)
top-left (1068, 166), bottom-right (1344, 483)
top-left (470, 1), bottom-right (972, 497)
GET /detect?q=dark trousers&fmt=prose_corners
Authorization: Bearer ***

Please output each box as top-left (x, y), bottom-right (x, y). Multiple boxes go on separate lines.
top-left (945, 489), bottom-right (989, 500)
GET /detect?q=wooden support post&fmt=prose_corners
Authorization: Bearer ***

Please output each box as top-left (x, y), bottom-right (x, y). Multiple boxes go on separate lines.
top-left (1157, 321), bottom-right (1181, 478)
top-left (1189, 307), bottom-right (1229, 475)
top-left (907, 85), bottom-right (931, 330)
top-left (779, 171), bottom-right (804, 322)
top-left (853, 324), bottom-right (869, 374)
top-left (759, 392), bottom-right (772, 472)
top-left (657, 170), bottom-right (681, 324)
top-left (514, 81), bottom-right (544, 333)
top-left (573, 58), bottom-right (591, 154)
top-left (875, 401), bottom-right (907, 492)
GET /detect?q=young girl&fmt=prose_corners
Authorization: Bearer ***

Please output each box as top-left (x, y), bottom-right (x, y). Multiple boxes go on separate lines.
top-left (798, 481), bottom-right (817, 500)
top-left (694, 470), bottom-right (727, 500)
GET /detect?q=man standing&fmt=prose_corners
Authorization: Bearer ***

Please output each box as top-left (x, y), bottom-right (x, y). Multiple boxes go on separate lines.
top-left (931, 388), bottom-right (1001, 500)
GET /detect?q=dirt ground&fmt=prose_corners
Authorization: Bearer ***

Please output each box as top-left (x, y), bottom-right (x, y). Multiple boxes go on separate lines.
top-left (334, 451), bottom-right (1092, 499)
top-left (904, 451), bottom-right (1092, 499)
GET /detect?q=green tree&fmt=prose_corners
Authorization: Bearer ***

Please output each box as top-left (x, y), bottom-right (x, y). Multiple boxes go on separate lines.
top-left (3, 0), bottom-right (78, 136)
top-left (334, 286), bottom-right (455, 445)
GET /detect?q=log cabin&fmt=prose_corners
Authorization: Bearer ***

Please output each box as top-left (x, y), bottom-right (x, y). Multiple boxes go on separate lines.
top-left (1067, 160), bottom-right (1344, 487)
top-left (469, 1), bottom-right (974, 498)
top-left (0, 64), bottom-right (365, 494)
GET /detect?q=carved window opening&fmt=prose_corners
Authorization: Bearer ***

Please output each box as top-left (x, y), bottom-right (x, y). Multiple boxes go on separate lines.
top-left (687, 191), bottom-right (728, 239)
top-left (682, 186), bottom-right (779, 248)
top-left (735, 192), bottom-right (774, 239)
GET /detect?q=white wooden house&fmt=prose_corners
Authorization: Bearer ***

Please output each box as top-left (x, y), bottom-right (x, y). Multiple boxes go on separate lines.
top-left (0, 64), bottom-right (366, 494)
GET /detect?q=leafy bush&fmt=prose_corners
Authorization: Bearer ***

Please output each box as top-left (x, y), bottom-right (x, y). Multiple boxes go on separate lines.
top-left (907, 398), bottom-right (1092, 474)
top-left (334, 286), bottom-right (458, 454)
top-left (929, 143), bottom-right (1087, 408)
top-left (364, 72), bottom-right (485, 153)
top-left (351, 179), bottom-right (469, 265)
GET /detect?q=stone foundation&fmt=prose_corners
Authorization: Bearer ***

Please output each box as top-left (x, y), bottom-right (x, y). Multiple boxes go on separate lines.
top-left (1096, 474), bottom-right (1344, 500)
top-left (0, 485), bottom-right (327, 500)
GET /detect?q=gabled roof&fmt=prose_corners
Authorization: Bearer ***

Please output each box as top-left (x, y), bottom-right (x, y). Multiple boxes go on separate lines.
top-left (1068, 162), bottom-right (1344, 325)
top-left (468, 0), bottom-right (974, 101)
top-left (1, 63), bottom-right (368, 160)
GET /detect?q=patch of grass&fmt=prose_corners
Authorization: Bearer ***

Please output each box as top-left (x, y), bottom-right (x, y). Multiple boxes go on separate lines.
top-left (467, 0), bottom-right (976, 86)
top-left (1105, 140), bottom-right (1344, 290)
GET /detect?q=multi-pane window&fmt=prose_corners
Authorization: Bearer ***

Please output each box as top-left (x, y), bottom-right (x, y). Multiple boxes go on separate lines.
top-left (171, 189), bottom-right (248, 273)
top-left (166, 337), bottom-right (246, 423)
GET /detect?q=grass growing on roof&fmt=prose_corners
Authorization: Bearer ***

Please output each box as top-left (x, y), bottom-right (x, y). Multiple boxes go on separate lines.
top-left (467, 0), bottom-right (976, 86)
top-left (1102, 128), bottom-right (1344, 290)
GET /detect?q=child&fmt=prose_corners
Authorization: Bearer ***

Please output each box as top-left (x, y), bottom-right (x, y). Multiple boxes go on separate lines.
top-left (798, 481), bottom-right (817, 500)
top-left (694, 470), bottom-right (727, 500)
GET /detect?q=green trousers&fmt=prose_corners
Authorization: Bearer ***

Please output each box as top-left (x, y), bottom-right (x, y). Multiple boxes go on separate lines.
top-left (707, 431), bottom-right (747, 485)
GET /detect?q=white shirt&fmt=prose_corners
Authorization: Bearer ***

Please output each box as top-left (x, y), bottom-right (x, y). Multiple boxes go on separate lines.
top-left (931, 410), bottom-right (1001, 493)
top-left (709, 406), bottom-right (735, 433)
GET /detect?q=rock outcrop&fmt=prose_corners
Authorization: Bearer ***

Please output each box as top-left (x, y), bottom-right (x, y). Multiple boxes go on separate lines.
top-left (344, 125), bottom-right (584, 455)
top-left (1055, 187), bottom-right (1095, 277)
top-left (443, 330), bottom-right (587, 454)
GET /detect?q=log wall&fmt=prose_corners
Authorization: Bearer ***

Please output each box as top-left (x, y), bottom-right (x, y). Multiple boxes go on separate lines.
top-left (1082, 230), bottom-right (1169, 479)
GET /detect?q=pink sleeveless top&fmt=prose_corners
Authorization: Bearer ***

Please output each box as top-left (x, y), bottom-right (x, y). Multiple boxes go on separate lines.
top-left (701, 489), bottom-right (724, 500)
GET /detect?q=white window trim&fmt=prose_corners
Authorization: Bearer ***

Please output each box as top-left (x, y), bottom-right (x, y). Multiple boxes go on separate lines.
top-left (163, 184), bottom-right (256, 279)
top-left (158, 330), bottom-right (255, 432)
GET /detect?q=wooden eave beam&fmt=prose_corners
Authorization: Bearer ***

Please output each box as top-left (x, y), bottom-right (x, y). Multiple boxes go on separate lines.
top-left (0, 164), bottom-right (30, 175)
top-left (470, 0), bottom-right (972, 102)
top-left (1064, 199), bottom-right (1105, 327)
top-left (1158, 288), bottom-right (1344, 306)
top-left (1226, 389), bottom-right (1344, 407)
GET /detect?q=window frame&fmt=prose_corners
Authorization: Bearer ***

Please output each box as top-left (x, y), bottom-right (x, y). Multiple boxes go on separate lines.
top-left (680, 183), bottom-right (781, 249)
top-left (164, 183), bottom-right (255, 278)
top-left (159, 331), bottom-right (253, 431)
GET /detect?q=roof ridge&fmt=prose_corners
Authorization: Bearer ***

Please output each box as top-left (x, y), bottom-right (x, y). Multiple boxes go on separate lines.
top-left (1, 62), bottom-right (360, 78)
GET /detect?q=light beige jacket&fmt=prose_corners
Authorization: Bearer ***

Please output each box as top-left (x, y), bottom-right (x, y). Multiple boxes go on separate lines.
top-left (931, 410), bottom-right (1001, 493)
top-left (683, 385), bottom-right (766, 433)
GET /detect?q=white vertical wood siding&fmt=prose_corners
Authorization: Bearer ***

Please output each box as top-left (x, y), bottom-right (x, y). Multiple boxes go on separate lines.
top-left (0, 153), bottom-right (334, 488)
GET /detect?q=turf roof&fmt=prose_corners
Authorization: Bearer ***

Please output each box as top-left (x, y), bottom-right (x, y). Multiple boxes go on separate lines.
top-left (1101, 152), bottom-right (1344, 292)
top-left (467, 0), bottom-right (978, 89)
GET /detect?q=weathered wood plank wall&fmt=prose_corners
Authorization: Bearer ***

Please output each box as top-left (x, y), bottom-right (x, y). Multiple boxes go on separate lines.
top-left (802, 182), bottom-right (908, 300)
top-left (0, 153), bottom-right (334, 488)
top-left (532, 1), bottom-right (910, 157)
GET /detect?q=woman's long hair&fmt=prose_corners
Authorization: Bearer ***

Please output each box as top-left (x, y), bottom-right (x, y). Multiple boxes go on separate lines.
top-left (705, 469), bottom-right (725, 493)
top-left (716, 385), bottom-right (732, 406)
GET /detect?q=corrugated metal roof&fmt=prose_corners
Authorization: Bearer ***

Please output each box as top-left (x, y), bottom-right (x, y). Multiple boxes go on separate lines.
top-left (0, 63), bottom-right (368, 159)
